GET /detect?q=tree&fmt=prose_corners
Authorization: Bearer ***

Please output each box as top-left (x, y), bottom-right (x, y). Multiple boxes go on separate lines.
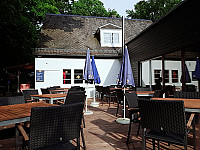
top-left (0, 0), bottom-right (61, 67)
top-left (126, 0), bottom-right (182, 22)
top-left (70, 0), bottom-right (120, 17)
top-left (0, 0), bottom-right (120, 67)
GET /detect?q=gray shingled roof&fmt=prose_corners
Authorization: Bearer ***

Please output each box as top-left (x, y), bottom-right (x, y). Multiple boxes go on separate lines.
top-left (35, 14), bottom-right (152, 57)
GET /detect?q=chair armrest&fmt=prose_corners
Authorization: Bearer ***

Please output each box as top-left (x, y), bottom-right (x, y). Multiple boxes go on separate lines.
top-left (128, 108), bottom-right (139, 113)
top-left (187, 113), bottom-right (195, 129)
top-left (16, 124), bottom-right (29, 141)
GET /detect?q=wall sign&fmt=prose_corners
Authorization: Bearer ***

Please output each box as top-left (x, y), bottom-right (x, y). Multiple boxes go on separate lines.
top-left (36, 70), bottom-right (44, 82)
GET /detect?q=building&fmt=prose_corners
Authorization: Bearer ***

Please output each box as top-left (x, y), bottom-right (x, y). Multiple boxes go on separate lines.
top-left (34, 14), bottom-right (152, 96)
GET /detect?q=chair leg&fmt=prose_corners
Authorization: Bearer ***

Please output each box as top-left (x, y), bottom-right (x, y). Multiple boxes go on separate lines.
top-left (101, 93), bottom-right (104, 105)
top-left (126, 115), bottom-right (132, 145)
top-left (157, 140), bottom-right (160, 150)
top-left (82, 115), bottom-right (85, 128)
top-left (152, 139), bottom-right (155, 150)
top-left (192, 115), bottom-right (196, 150)
top-left (80, 128), bottom-right (86, 150)
top-left (116, 102), bottom-right (120, 117)
top-left (137, 122), bottom-right (140, 136)
top-left (142, 128), bottom-right (146, 150)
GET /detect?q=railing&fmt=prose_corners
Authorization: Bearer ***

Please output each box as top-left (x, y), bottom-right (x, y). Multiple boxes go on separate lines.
top-left (33, 48), bottom-right (122, 57)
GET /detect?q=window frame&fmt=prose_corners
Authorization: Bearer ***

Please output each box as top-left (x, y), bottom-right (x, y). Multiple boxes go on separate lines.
top-left (100, 28), bottom-right (122, 47)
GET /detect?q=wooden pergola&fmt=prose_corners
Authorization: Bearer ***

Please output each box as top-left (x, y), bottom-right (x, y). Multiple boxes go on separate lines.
top-left (126, 0), bottom-right (200, 91)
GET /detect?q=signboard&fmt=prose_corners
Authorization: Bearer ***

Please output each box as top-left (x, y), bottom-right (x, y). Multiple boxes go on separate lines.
top-left (36, 70), bottom-right (44, 82)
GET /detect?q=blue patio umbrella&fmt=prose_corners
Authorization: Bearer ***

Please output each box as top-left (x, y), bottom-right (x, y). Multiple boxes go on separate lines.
top-left (116, 46), bottom-right (135, 124)
top-left (90, 56), bottom-right (101, 107)
top-left (181, 64), bottom-right (191, 83)
top-left (117, 46), bottom-right (135, 87)
top-left (91, 56), bottom-right (101, 84)
top-left (83, 48), bottom-right (94, 114)
top-left (193, 58), bottom-right (200, 80)
top-left (84, 48), bottom-right (94, 82)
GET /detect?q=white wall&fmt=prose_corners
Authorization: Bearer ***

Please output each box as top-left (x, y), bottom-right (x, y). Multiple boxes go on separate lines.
top-left (35, 58), bottom-right (121, 97)
top-left (142, 60), bottom-right (198, 90)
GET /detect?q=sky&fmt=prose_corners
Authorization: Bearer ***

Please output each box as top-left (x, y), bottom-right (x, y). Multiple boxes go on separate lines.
top-left (100, 0), bottom-right (141, 17)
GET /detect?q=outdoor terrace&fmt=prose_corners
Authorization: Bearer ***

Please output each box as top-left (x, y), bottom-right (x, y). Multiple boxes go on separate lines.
top-left (0, 98), bottom-right (198, 150)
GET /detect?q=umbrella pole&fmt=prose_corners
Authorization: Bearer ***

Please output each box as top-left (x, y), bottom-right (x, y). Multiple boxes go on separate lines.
top-left (90, 82), bottom-right (99, 107)
top-left (116, 87), bottom-right (130, 124)
top-left (84, 83), bottom-right (93, 115)
top-left (123, 86), bottom-right (126, 119)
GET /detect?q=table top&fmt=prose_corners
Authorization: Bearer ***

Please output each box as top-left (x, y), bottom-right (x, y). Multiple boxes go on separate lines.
top-left (31, 94), bottom-right (67, 98)
top-left (151, 97), bottom-right (200, 109)
top-left (50, 89), bottom-right (68, 92)
top-left (0, 103), bottom-right (56, 122)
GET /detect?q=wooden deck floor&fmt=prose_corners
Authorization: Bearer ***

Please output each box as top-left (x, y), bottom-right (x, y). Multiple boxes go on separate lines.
top-left (0, 98), bottom-right (199, 150)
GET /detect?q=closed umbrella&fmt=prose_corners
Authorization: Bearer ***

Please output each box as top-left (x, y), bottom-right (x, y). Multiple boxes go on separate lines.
top-left (116, 46), bottom-right (135, 124)
top-left (192, 58), bottom-right (200, 91)
top-left (181, 64), bottom-right (191, 83)
top-left (83, 48), bottom-right (93, 115)
top-left (90, 56), bottom-right (101, 107)
top-left (193, 58), bottom-right (200, 80)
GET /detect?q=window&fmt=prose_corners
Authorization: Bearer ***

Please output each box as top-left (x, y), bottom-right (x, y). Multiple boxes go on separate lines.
top-left (74, 69), bottom-right (83, 84)
top-left (154, 70), bottom-right (161, 83)
top-left (103, 33), bottom-right (119, 44)
top-left (172, 70), bottom-right (178, 83)
top-left (164, 70), bottom-right (169, 83)
top-left (63, 69), bottom-right (71, 84)
top-left (100, 29), bottom-right (122, 47)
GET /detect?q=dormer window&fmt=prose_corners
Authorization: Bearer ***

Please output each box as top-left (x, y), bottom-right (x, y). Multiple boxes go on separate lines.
top-left (98, 23), bottom-right (122, 47)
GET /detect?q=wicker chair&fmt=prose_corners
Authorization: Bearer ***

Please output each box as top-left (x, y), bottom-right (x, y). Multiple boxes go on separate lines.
top-left (102, 86), bottom-right (116, 106)
top-left (16, 103), bottom-right (85, 150)
top-left (0, 96), bottom-right (25, 106)
top-left (22, 90), bottom-right (39, 103)
top-left (125, 92), bottom-right (140, 145)
top-left (40, 88), bottom-right (50, 94)
top-left (138, 99), bottom-right (195, 150)
top-left (115, 89), bottom-right (124, 117)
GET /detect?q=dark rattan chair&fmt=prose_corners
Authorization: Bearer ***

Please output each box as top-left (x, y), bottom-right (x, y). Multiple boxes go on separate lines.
top-left (102, 86), bottom-right (116, 106)
top-left (16, 103), bottom-right (85, 150)
top-left (125, 92), bottom-right (140, 145)
top-left (40, 88), bottom-right (50, 94)
top-left (138, 99), bottom-right (195, 150)
top-left (22, 89), bottom-right (39, 103)
top-left (115, 89), bottom-right (124, 117)
top-left (0, 96), bottom-right (25, 106)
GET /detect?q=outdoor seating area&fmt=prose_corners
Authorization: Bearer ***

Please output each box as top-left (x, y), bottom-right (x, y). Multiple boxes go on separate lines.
top-left (0, 95), bottom-right (199, 150)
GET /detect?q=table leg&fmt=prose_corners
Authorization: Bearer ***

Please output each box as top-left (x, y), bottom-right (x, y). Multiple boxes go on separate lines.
top-left (195, 114), bottom-right (200, 150)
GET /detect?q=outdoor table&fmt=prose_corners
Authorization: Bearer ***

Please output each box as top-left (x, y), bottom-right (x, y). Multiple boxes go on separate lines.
top-left (31, 94), bottom-right (67, 104)
top-left (49, 89), bottom-right (68, 94)
top-left (127, 91), bottom-right (155, 97)
top-left (151, 97), bottom-right (200, 112)
top-left (151, 97), bottom-right (200, 149)
top-left (0, 102), bottom-right (56, 127)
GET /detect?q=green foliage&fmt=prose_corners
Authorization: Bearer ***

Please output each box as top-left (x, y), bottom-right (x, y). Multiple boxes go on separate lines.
top-left (0, 0), bottom-right (120, 67)
top-left (126, 0), bottom-right (182, 22)
top-left (69, 0), bottom-right (120, 17)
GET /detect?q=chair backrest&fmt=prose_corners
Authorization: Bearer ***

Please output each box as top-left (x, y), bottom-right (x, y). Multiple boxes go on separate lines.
top-left (102, 86), bottom-right (110, 94)
top-left (136, 87), bottom-right (151, 91)
top-left (41, 88), bottom-right (50, 94)
top-left (138, 99), bottom-right (186, 135)
top-left (96, 86), bottom-right (103, 93)
top-left (0, 96), bottom-right (25, 106)
top-left (153, 90), bottom-right (164, 98)
top-left (125, 92), bottom-right (138, 108)
top-left (22, 90), bottom-right (39, 101)
top-left (29, 102), bottom-right (84, 150)
top-left (174, 91), bottom-right (200, 99)
top-left (116, 89), bottom-right (123, 103)
top-left (65, 91), bottom-right (86, 105)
